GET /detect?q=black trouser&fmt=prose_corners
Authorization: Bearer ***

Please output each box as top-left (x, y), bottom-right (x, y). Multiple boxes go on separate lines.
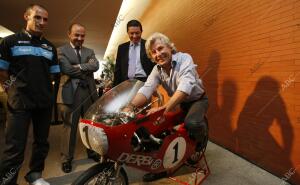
top-left (181, 95), bottom-right (209, 144)
top-left (0, 105), bottom-right (51, 185)
top-left (59, 85), bottom-right (94, 162)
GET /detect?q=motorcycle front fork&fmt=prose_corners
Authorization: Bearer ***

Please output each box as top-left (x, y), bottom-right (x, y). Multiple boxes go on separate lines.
top-left (100, 156), bottom-right (122, 183)
top-left (113, 162), bottom-right (122, 179)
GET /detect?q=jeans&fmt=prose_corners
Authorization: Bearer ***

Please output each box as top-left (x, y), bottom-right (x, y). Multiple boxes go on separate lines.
top-left (181, 95), bottom-right (209, 144)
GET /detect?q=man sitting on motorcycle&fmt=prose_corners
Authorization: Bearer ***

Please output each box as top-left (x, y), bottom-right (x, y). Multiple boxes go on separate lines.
top-left (125, 32), bottom-right (209, 182)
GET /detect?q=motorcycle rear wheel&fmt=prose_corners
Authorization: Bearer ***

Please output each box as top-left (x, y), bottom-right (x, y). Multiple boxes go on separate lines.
top-left (72, 162), bottom-right (128, 185)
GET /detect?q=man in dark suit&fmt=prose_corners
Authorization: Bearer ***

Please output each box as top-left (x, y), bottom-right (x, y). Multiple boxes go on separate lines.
top-left (113, 20), bottom-right (155, 86)
top-left (57, 23), bottom-right (99, 173)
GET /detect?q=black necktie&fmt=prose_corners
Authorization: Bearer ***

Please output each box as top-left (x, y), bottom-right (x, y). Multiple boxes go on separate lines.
top-left (75, 47), bottom-right (88, 87)
top-left (75, 47), bottom-right (81, 63)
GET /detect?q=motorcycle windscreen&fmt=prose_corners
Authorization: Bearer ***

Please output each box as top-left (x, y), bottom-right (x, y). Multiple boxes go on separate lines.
top-left (84, 79), bottom-right (144, 126)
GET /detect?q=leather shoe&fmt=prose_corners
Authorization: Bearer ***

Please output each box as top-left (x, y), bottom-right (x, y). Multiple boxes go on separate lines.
top-left (143, 171), bottom-right (167, 182)
top-left (62, 161), bottom-right (72, 173)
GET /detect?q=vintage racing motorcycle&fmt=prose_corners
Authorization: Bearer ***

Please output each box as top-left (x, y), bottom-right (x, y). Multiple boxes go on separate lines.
top-left (72, 80), bottom-right (210, 185)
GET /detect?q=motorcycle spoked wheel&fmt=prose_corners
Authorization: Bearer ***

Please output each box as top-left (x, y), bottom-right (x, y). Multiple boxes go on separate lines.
top-left (72, 162), bottom-right (128, 185)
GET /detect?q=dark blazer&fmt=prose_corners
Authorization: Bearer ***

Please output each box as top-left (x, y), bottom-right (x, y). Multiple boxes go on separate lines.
top-left (113, 39), bottom-right (155, 86)
top-left (57, 43), bottom-right (99, 105)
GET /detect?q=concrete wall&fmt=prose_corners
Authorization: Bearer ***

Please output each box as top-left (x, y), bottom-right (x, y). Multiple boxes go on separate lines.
top-left (140, 0), bottom-right (300, 183)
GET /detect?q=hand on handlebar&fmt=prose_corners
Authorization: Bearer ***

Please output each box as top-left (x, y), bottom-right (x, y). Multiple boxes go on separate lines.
top-left (146, 106), bottom-right (166, 116)
top-left (119, 111), bottom-right (135, 119)
top-left (122, 102), bottom-right (138, 113)
top-left (120, 104), bottom-right (137, 121)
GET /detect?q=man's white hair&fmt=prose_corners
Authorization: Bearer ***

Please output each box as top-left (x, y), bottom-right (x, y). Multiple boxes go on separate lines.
top-left (145, 32), bottom-right (177, 61)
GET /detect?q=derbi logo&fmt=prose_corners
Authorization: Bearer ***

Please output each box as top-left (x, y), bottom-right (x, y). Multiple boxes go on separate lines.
top-left (117, 153), bottom-right (155, 166)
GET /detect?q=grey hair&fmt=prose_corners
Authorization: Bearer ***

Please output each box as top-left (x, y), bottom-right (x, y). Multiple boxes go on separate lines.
top-left (145, 32), bottom-right (177, 61)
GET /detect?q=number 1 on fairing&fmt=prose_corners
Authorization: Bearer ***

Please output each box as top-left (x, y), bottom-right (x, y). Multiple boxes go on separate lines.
top-left (172, 142), bottom-right (179, 163)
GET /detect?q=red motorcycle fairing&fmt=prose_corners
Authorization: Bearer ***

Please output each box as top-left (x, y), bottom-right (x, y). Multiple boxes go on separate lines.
top-left (80, 110), bottom-right (197, 174)
top-left (75, 80), bottom-right (210, 185)
top-left (78, 79), bottom-right (197, 173)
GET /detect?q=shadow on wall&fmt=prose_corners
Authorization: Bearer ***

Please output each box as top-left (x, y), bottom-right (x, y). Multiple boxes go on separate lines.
top-left (235, 76), bottom-right (299, 183)
top-left (202, 50), bottom-right (299, 183)
top-left (202, 50), bottom-right (221, 142)
top-left (217, 80), bottom-right (237, 150)
top-left (203, 50), bottom-right (237, 150)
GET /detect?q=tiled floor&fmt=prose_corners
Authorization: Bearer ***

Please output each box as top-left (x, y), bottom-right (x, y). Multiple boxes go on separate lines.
top-left (0, 124), bottom-right (287, 185)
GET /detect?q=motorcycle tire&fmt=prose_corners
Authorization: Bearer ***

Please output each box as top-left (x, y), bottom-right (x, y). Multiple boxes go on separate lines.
top-left (72, 162), bottom-right (128, 185)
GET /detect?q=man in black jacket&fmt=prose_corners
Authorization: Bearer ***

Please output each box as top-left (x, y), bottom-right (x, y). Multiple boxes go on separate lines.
top-left (0, 4), bottom-right (60, 185)
top-left (113, 20), bottom-right (154, 86)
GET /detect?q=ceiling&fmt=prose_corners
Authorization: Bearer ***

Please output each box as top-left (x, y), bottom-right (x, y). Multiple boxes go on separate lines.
top-left (0, 0), bottom-right (123, 59)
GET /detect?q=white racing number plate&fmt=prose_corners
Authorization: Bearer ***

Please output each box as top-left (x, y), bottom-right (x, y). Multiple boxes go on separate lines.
top-left (79, 121), bottom-right (109, 155)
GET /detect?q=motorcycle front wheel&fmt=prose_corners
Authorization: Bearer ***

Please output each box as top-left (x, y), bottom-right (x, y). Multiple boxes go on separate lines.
top-left (72, 162), bottom-right (128, 185)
